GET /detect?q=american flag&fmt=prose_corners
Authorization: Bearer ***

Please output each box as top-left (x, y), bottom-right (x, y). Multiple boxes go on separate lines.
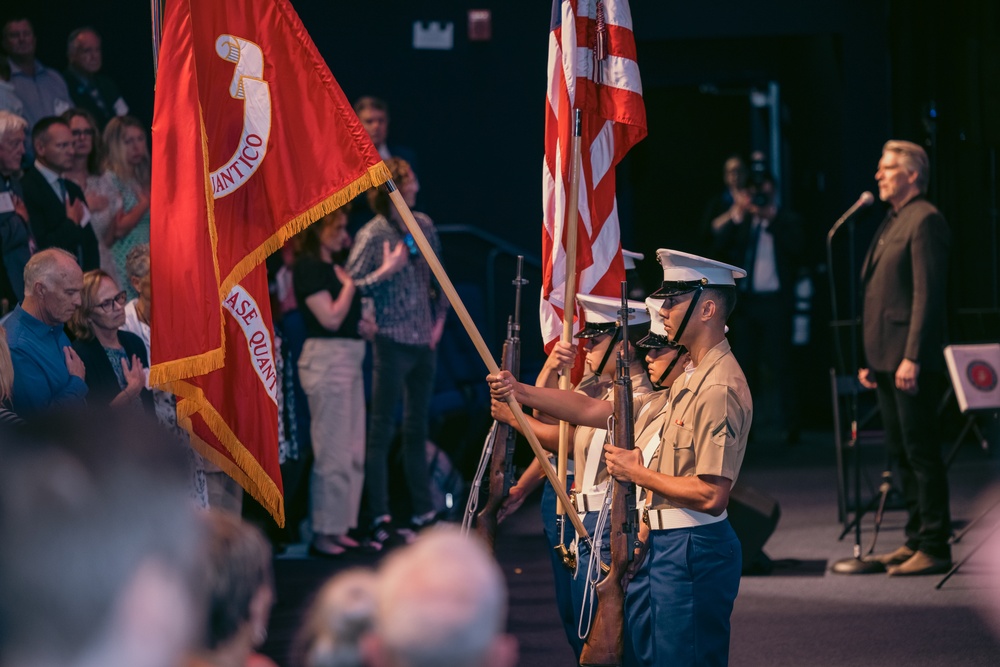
top-left (540, 0), bottom-right (647, 354)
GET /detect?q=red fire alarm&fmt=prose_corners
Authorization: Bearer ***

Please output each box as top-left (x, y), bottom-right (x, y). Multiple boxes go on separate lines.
top-left (468, 9), bottom-right (492, 41)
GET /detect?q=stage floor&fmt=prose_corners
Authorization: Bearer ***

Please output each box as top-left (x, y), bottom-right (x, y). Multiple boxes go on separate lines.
top-left (262, 428), bottom-right (1000, 666)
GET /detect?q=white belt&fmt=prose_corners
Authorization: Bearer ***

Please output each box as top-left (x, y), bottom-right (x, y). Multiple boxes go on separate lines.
top-left (571, 489), bottom-right (608, 514)
top-left (643, 507), bottom-right (727, 530)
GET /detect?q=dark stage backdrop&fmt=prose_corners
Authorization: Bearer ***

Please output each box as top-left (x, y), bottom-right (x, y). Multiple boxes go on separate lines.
top-left (13, 0), bottom-right (998, 425)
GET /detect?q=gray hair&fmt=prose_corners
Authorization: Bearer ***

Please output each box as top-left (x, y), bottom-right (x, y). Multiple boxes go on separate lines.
top-left (0, 110), bottom-right (28, 139)
top-left (883, 140), bottom-right (930, 194)
top-left (23, 248), bottom-right (78, 292)
top-left (300, 568), bottom-right (378, 667)
top-left (125, 243), bottom-right (150, 282)
top-left (374, 526), bottom-right (507, 667)
top-left (66, 26), bottom-right (100, 57)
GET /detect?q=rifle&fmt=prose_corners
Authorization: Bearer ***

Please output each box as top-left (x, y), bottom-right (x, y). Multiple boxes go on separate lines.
top-left (475, 256), bottom-right (526, 550)
top-left (579, 281), bottom-right (638, 667)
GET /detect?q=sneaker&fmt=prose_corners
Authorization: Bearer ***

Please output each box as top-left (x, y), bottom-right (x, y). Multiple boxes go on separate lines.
top-left (408, 510), bottom-right (438, 533)
top-left (367, 519), bottom-right (408, 552)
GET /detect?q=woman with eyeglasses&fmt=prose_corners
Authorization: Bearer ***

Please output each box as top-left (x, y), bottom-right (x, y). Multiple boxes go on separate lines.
top-left (102, 115), bottom-right (151, 297)
top-left (61, 108), bottom-right (121, 284)
top-left (69, 269), bottom-right (152, 411)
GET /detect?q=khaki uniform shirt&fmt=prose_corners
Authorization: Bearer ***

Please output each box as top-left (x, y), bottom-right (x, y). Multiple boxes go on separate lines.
top-left (573, 359), bottom-right (654, 491)
top-left (645, 339), bottom-right (752, 511)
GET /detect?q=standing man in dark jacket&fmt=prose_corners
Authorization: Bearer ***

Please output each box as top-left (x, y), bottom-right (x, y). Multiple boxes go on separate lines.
top-left (859, 140), bottom-right (951, 576)
top-left (21, 116), bottom-right (98, 271)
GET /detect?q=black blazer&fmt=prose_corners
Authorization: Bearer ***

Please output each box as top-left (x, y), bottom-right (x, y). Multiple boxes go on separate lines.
top-left (72, 330), bottom-right (155, 412)
top-left (861, 197), bottom-right (949, 373)
top-left (711, 207), bottom-right (805, 300)
top-left (21, 166), bottom-right (99, 271)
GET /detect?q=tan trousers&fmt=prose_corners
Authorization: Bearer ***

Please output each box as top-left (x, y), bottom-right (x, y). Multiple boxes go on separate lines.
top-left (298, 337), bottom-right (366, 535)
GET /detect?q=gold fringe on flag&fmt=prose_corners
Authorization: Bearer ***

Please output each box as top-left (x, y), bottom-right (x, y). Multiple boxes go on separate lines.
top-left (173, 379), bottom-right (286, 526)
top-left (219, 161), bottom-right (391, 299)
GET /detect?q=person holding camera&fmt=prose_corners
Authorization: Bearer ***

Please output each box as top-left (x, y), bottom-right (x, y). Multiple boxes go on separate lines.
top-left (711, 169), bottom-right (804, 444)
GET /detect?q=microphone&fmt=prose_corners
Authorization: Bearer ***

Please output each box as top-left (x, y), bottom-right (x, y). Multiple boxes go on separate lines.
top-left (827, 192), bottom-right (875, 242)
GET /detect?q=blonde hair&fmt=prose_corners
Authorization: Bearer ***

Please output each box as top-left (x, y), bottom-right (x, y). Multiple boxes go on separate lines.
top-left (883, 140), bottom-right (930, 194)
top-left (102, 116), bottom-right (151, 188)
top-left (68, 269), bottom-right (118, 341)
top-left (0, 326), bottom-right (13, 404)
top-left (296, 568), bottom-right (377, 667)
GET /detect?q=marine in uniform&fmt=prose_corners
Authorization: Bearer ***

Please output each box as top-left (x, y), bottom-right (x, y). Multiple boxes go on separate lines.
top-left (488, 250), bottom-right (748, 665)
top-left (491, 290), bottom-right (651, 658)
top-left (604, 249), bottom-right (752, 666)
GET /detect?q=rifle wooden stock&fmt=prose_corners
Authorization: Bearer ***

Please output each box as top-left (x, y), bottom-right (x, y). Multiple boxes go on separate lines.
top-left (580, 321), bottom-right (636, 666)
top-left (476, 336), bottom-right (519, 549)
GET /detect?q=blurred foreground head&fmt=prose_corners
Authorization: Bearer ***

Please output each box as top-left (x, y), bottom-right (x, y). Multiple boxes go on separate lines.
top-left (0, 411), bottom-right (206, 667)
top-left (295, 567), bottom-right (377, 667)
top-left (364, 525), bottom-right (517, 667)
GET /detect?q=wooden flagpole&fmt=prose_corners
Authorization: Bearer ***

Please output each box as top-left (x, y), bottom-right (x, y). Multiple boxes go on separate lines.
top-left (387, 186), bottom-right (590, 541)
top-left (556, 109), bottom-right (584, 519)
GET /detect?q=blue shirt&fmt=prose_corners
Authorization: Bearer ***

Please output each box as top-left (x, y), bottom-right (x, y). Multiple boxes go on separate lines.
top-left (4, 305), bottom-right (87, 415)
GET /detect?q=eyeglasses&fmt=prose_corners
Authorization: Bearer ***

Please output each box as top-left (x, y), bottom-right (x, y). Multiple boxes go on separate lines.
top-left (95, 290), bottom-right (127, 312)
top-left (71, 128), bottom-right (95, 137)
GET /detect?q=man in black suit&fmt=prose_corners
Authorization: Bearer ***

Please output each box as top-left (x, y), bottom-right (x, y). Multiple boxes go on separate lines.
top-left (859, 140), bottom-right (951, 576)
top-left (21, 116), bottom-right (98, 271)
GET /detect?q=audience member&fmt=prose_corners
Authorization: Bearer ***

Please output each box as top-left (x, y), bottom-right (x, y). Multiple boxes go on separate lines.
top-left (363, 526), bottom-right (517, 667)
top-left (121, 243), bottom-right (210, 508)
top-left (347, 156), bottom-right (448, 549)
top-left (68, 268), bottom-right (151, 411)
top-left (0, 410), bottom-right (207, 667)
top-left (711, 171), bottom-right (804, 443)
top-left (294, 207), bottom-right (405, 557)
top-left (184, 510), bottom-right (278, 667)
top-left (63, 27), bottom-right (129, 129)
top-left (101, 115), bottom-right (150, 294)
top-left (62, 107), bottom-right (120, 281)
top-left (0, 110), bottom-right (31, 309)
top-left (22, 116), bottom-right (99, 269)
top-left (701, 154), bottom-right (748, 252)
top-left (293, 568), bottom-right (378, 667)
top-left (348, 97), bottom-right (418, 232)
top-left (353, 96), bottom-right (417, 172)
top-left (4, 248), bottom-right (87, 415)
top-left (1, 18), bottom-right (72, 132)
top-left (0, 57), bottom-right (25, 118)
top-left (0, 324), bottom-right (21, 425)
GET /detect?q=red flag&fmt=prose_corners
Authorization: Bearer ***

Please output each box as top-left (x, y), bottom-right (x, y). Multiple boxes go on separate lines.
top-left (540, 0), bottom-right (647, 356)
top-left (150, 0), bottom-right (388, 524)
top-left (173, 266), bottom-right (283, 519)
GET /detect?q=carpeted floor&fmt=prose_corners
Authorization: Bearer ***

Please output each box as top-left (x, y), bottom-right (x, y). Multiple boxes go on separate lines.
top-left (261, 427), bottom-right (1000, 666)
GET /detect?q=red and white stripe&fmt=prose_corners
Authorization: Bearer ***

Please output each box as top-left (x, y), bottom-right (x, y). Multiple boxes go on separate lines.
top-left (540, 0), bottom-right (647, 355)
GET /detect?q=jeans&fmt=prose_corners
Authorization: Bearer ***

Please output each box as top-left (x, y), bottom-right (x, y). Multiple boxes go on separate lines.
top-left (364, 336), bottom-right (436, 520)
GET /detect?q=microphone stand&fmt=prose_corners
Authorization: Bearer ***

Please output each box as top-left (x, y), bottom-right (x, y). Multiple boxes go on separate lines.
top-left (828, 195), bottom-right (887, 574)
